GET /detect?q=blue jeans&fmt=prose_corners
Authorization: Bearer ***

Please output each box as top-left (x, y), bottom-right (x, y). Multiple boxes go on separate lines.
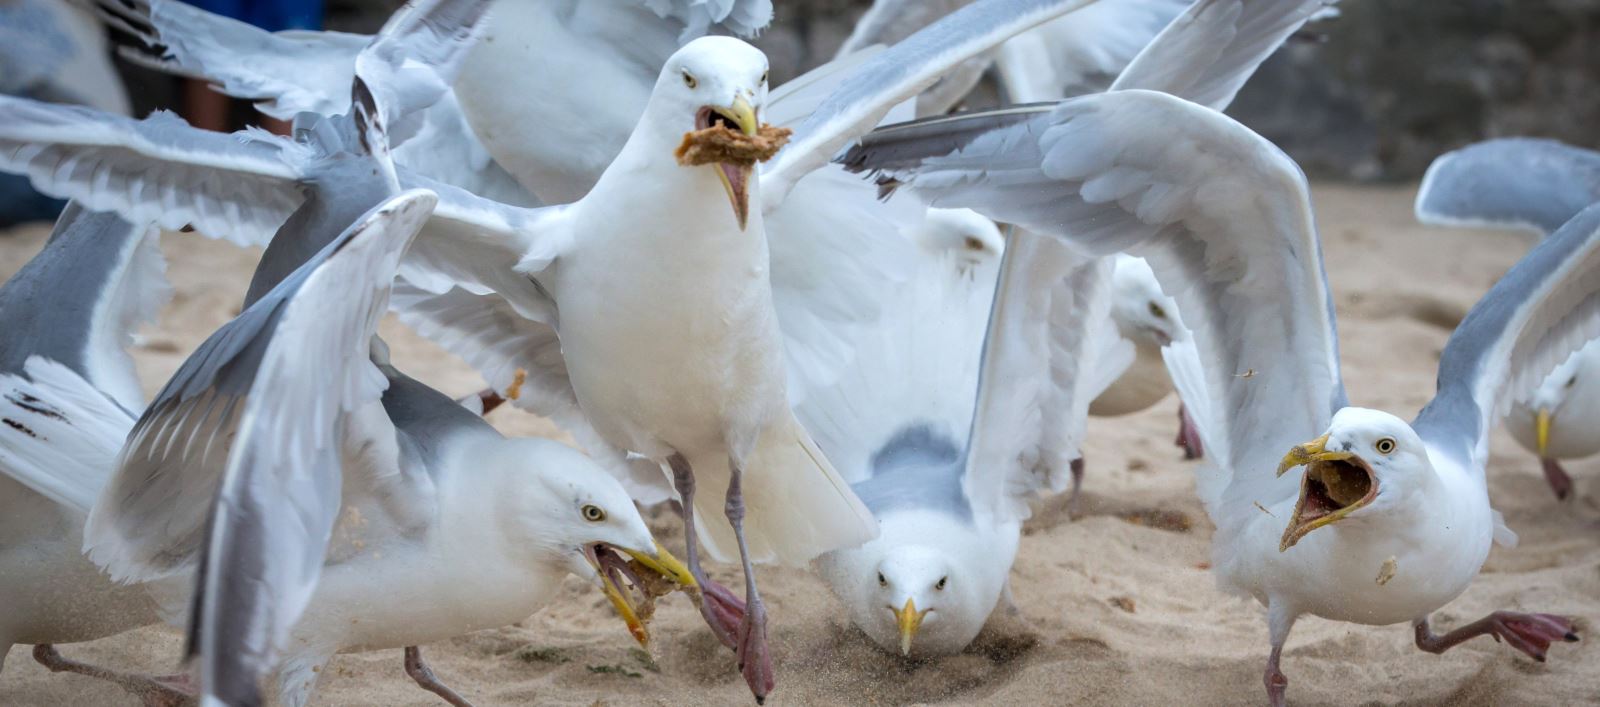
top-left (189, 0), bottom-right (323, 31)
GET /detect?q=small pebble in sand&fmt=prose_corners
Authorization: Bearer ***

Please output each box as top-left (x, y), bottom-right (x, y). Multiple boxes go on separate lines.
top-left (1110, 596), bottom-right (1137, 614)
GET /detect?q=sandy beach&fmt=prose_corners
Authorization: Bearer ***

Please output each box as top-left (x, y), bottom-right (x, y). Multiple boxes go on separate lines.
top-left (0, 183), bottom-right (1595, 706)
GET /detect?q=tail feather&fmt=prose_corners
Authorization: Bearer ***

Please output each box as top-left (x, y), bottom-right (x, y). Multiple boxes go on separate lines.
top-left (691, 413), bottom-right (878, 567)
top-left (0, 357), bottom-right (134, 515)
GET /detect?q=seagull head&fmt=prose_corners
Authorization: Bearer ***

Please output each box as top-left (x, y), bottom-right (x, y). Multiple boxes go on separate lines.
top-left (491, 439), bottom-right (695, 649)
top-left (1275, 408), bottom-right (1431, 552)
top-left (820, 517), bottom-right (997, 659)
top-left (1110, 254), bottom-right (1185, 347)
top-left (1508, 342), bottom-right (1600, 459)
top-left (652, 36), bottom-right (770, 229)
top-left (911, 208), bottom-right (1004, 275)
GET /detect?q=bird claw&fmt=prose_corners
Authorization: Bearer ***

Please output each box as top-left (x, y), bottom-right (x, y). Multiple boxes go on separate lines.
top-left (1540, 458), bottom-right (1573, 501)
top-left (1490, 611), bottom-right (1579, 662)
top-left (736, 598), bottom-right (775, 704)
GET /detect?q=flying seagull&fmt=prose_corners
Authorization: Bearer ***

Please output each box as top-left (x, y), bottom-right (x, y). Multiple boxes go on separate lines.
top-left (841, 85), bottom-right (1585, 706)
top-left (1416, 137), bottom-right (1600, 500)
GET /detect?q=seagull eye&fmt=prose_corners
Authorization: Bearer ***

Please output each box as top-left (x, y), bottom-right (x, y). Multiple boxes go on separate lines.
top-left (935, 577), bottom-right (948, 591)
top-left (877, 572), bottom-right (887, 587)
top-left (963, 236), bottom-right (985, 252)
top-left (761, 70), bottom-right (769, 85)
top-left (1566, 376), bottom-right (1578, 389)
top-left (682, 70), bottom-right (697, 89)
top-left (1374, 437), bottom-right (1396, 455)
top-left (581, 504), bottom-right (606, 522)
top-left (1148, 301), bottom-right (1166, 319)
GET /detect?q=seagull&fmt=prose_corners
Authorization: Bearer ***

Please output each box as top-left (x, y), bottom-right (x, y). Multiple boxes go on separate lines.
top-left (1416, 137), bottom-right (1600, 499)
top-left (841, 83), bottom-right (1586, 706)
top-left (0, 1), bottom-right (1114, 698)
top-left (806, 214), bottom-right (1126, 656)
top-left (0, 203), bottom-right (189, 706)
top-left (1093, 253), bottom-right (1202, 459)
top-left (819, 0), bottom-right (1344, 659)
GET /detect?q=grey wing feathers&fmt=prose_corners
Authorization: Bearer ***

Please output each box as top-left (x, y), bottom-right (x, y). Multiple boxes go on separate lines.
top-left (645, 0), bottom-right (773, 40)
top-left (1416, 138), bottom-right (1600, 236)
top-left (1415, 203), bottom-right (1600, 468)
top-left (1110, 0), bottom-right (1338, 110)
top-left (763, 0), bottom-right (1099, 203)
top-left (0, 202), bottom-right (168, 411)
top-left (96, 0), bottom-right (368, 119)
top-left (844, 90), bottom-right (1343, 514)
top-left (187, 190), bottom-right (437, 706)
top-left (0, 95), bottom-right (309, 247)
top-left (83, 191), bottom-right (437, 583)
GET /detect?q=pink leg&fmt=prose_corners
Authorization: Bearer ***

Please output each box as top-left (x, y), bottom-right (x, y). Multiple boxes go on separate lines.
top-left (1415, 611), bottom-right (1579, 661)
top-left (725, 456), bottom-right (775, 703)
top-left (1175, 404), bottom-right (1204, 460)
top-left (1068, 457), bottom-right (1086, 517)
top-left (1540, 458), bottom-right (1573, 501)
top-left (1263, 643), bottom-right (1287, 707)
top-left (404, 647), bottom-right (474, 707)
top-left (667, 454), bottom-right (745, 651)
top-left (32, 644), bottom-right (195, 707)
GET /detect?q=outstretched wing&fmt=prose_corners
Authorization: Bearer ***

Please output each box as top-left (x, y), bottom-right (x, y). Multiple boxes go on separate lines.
top-left (995, 0), bottom-right (1191, 102)
top-left (761, 0), bottom-right (1102, 205)
top-left (0, 95), bottom-right (309, 247)
top-left (96, 0), bottom-right (368, 119)
top-left (843, 90), bottom-right (1343, 516)
top-left (84, 191), bottom-right (435, 583)
top-left (964, 234), bottom-right (1116, 521)
top-left (1416, 138), bottom-right (1600, 237)
top-left (1111, 0), bottom-right (1338, 110)
top-left (1414, 204), bottom-right (1600, 470)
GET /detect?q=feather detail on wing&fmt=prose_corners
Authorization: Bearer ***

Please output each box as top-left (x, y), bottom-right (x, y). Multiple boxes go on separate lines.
top-left (0, 357), bottom-right (134, 515)
top-left (96, 0), bottom-right (367, 119)
top-left (1414, 204), bottom-right (1600, 470)
top-left (762, 0), bottom-right (1103, 206)
top-left (1416, 138), bottom-right (1600, 237)
top-left (1110, 0), bottom-right (1339, 111)
top-left (963, 232), bottom-right (1108, 522)
top-left (0, 96), bottom-right (308, 247)
top-left (388, 282), bottom-right (674, 503)
top-left (84, 191), bottom-right (436, 585)
top-left (843, 90), bottom-right (1343, 519)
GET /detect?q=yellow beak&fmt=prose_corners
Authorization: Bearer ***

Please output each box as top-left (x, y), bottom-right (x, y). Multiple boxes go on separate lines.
top-left (1536, 408), bottom-right (1552, 456)
top-left (590, 542), bottom-right (697, 649)
top-left (892, 598), bottom-right (928, 656)
top-left (712, 95), bottom-right (759, 136)
top-left (1276, 433), bottom-right (1377, 552)
top-left (708, 96), bottom-right (758, 231)
top-left (1275, 433), bottom-right (1350, 477)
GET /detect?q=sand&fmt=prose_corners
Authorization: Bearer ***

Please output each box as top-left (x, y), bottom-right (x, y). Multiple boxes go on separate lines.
top-left (0, 184), bottom-right (1595, 706)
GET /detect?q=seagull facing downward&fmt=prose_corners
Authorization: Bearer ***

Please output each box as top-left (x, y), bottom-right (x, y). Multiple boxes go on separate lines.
top-left (841, 88), bottom-right (1583, 706)
top-left (1415, 137), bottom-right (1600, 500)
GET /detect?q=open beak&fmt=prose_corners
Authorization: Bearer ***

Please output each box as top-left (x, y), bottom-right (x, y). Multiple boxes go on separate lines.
top-left (1537, 408), bottom-right (1552, 456)
top-left (892, 598), bottom-right (929, 656)
top-left (698, 96), bottom-right (759, 231)
top-left (583, 541), bottom-right (696, 648)
top-left (1276, 433), bottom-right (1379, 552)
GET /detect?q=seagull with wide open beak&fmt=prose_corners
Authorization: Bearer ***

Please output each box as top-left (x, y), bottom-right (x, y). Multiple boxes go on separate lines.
top-left (1275, 433), bottom-right (1379, 552)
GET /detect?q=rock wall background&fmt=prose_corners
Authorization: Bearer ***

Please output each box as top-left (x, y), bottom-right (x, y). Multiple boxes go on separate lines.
top-left (258, 0), bottom-right (1600, 180)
